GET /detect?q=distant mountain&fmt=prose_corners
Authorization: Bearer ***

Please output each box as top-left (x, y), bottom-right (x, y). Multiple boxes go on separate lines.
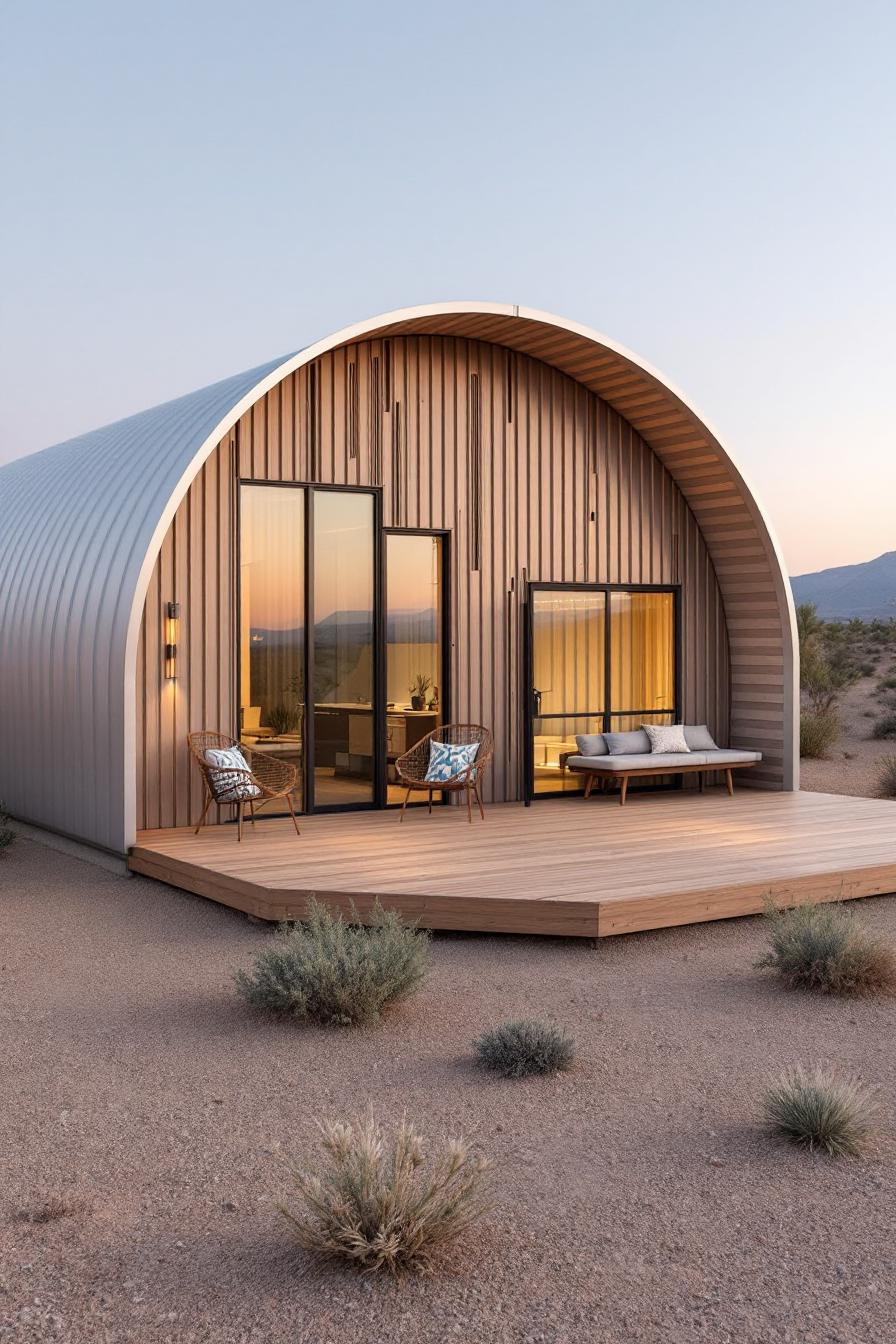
top-left (791, 551), bottom-right (896, 620)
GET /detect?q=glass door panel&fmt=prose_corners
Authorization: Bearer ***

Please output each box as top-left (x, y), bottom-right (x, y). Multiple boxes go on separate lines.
top-left (609, 591), bottom-right (675, 716)
top-left (384, 533), bottom-right (444, 804)
top-left (239, 486), bottom-right (305, 809)
top-left (312, 490), bottom-right (375, 807)
top-left (530, 590), bottom-right (606, 794)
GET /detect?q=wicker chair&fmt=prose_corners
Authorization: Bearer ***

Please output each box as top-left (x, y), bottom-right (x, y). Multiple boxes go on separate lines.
top-left (187, 731), bottom-right (300, 841)
top-left (394, 723), bottom-right (493, 823)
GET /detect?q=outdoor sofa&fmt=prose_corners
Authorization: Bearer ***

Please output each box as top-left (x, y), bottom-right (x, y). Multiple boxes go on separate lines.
top-left (565, 725), bottom-right (761, 805)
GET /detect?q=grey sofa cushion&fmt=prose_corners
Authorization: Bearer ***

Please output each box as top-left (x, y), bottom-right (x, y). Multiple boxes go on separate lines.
top-left (703, 749), bottom-right (762, 765)
top-left (570, 751), bottom-right (711, 771)
top-left (575, 733), bottom-right (608, 756)
top-left (683, 724), bottom-right (719, 750)
top-left (604, 728), bottom-right (652, 756)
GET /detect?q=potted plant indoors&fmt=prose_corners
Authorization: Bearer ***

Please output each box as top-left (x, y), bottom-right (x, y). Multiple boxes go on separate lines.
top-left (409, 673), bottom-right (432, 711)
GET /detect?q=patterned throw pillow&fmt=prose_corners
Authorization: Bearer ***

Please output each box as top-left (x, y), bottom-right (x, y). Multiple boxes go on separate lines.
top-left (642, 724), bottom-right (691, 755)
top-left (204, 746), bottom-right (263, 802)
top-left (424, 740), bottom-right (480, 783)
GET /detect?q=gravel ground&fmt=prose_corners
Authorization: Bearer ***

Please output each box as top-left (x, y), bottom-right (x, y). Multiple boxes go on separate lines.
top-left (2, 835), bottom-right (895, 1344)
top-left (801, 662), bottom-right (896, 799)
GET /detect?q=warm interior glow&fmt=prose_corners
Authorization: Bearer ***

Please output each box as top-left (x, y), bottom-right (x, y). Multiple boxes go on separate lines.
top-left (530, 588), bottom-right (675, 794)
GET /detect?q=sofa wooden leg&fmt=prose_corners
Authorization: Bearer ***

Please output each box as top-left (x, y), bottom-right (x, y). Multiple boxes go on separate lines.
top-left (698, 771), bottom-right (705, 793)
top-left (584, 774), bottom-right (594, 799)
top-left (620, 776), bottom-right (629, 806)
top-left (725, 768), bottom-right (734, 797)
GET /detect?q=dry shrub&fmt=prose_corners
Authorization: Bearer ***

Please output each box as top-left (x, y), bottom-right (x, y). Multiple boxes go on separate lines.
top-left (474, 1019), bottom-right (575, 1077)
top-left (870, 712), bottom-right (896, 740)
top-left (763, 1068), bottom-right (875, 1156)
top-left (280, 1112), bottom-right (490, 1274)
top-left (235, 899), bottom-right (429, 1026)
top-left (758, 901), bottom-right (896, 998)
top-left (877, 755), bottom-right (896, 798)
top-left (799, 709), bottom-right (840, 758)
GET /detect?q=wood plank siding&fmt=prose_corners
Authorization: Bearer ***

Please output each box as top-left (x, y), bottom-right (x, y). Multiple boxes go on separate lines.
top-left (137, 335), bottom-right (735, 830)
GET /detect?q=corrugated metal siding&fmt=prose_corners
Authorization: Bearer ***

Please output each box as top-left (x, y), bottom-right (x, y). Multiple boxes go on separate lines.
top-left (137, 336), bottom-right (732, 828)
top-left (0, 359), bottom-right (287, 852)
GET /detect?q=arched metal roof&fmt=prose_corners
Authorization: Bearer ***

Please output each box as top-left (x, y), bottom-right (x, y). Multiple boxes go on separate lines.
top-left (0, 303), bottom-right (797, 853)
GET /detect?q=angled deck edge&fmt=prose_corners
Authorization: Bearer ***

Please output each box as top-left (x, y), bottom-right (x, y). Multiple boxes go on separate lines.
top-left (128, 847), bottom-right (601, 937)
top-left (596, 863), bottom-right (896, 936)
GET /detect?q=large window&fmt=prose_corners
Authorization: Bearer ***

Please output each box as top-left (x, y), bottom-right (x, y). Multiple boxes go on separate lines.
top-left (312, 491), bottom-right (375, 807)
top-left (239, 487), bottom-right (447, 815)
top-left (239, 485), bottom-right (305, 809)
top-left (528, 585), bottom-right (677, 796)
top-left (239, 485), bottom-right (376, 813)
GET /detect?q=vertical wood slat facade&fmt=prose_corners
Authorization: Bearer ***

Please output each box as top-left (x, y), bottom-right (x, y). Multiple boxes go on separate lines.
top-left (137, 336), bottom-right (731, 830)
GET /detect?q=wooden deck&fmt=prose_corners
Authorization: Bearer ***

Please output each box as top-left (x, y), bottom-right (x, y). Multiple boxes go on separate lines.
top-left (128, 789), bottom-right (896, 938)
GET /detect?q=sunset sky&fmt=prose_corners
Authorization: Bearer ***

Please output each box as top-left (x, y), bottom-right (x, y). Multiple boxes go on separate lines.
top-left (2, 1), bottom-right (893, 576)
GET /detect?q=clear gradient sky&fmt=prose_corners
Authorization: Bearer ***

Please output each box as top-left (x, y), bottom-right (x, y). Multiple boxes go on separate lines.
top-left (2, 1), bottom-right (893, 576)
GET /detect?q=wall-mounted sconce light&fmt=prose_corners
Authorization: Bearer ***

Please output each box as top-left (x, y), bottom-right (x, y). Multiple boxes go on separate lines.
top-left (164, 601), bottom-right (180, 679)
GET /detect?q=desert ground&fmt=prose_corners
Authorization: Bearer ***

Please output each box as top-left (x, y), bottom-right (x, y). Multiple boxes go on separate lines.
top-left (800, 649), bottom-right (896, 798)
top-left (2, 834), bottom-right (895, 1344)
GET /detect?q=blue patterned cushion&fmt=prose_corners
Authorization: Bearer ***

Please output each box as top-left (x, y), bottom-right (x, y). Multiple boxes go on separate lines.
top-left (424, 740), bottom-right (479, 784)
top-left (204, 747), bottom-right (262, 802)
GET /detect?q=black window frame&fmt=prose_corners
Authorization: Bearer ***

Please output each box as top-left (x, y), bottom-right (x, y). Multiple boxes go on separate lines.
top-left (523, 581), bottom-right (682, 803)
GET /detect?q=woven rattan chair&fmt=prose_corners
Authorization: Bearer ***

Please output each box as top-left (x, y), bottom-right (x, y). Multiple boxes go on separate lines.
top-left (187, 731), bottom-right (300, 841)
top-left (395, 723), bottom-right (493, 823)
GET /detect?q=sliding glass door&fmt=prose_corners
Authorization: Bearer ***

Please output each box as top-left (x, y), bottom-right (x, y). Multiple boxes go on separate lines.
top-left (239, 487), bottom-right (447, 814)
top-left (527, 584), bottom-right (678, 797)
top-left (239, 485), bottom-right (306, 809)
top-left (311, 491), bottom-right (376, 807)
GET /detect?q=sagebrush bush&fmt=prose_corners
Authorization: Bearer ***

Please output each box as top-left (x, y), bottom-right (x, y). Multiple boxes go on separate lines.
top-left (280, 1112), bottom-right (490, 1273)
top-left (0, 803), bottom-right (14, 852)
top-left (763, 1068), bottom-right (874, 1156)
top-left (877, 755), bottom-right (896, 799)
top-left (878, 674), bottom-right (896, 692)
top-left (757, 901), bottom-right (896, 997)
top-left (799, 708), bottom-right (840, 759)
top-left (870, 712), bottom-right (896, 740)
top-left (474, 1019), bottom-right (575, 1077)
top-left (235, 899), bottom-right (429, 1025)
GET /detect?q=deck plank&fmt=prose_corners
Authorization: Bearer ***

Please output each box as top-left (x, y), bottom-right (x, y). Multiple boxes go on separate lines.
top-left (129, 790), bottom-right (896, 937)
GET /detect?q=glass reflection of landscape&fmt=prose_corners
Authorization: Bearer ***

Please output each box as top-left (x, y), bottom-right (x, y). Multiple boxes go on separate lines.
top-left (385, 534), bottom-right (443, 803)
top-left (239, 485), bottom-right (377, 811)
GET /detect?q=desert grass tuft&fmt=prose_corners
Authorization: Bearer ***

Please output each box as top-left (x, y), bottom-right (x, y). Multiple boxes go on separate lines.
top-left (757, 901), bottom-right (896, 998)
top-left (877, 755), bottom-right (896, 799)
top-left (235, 899), bottom-right (429, 1025)
top-left (280, 1112), bottom-right (490, 1274)
top-left (871, 712), bottom-right (896, 740)
top-left (763, 1067), bottom-right (875, 1156)
top-left (474, 1019), bottom-right (575, 1077)
top-left (799, 708), bottom-right (840, 758)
